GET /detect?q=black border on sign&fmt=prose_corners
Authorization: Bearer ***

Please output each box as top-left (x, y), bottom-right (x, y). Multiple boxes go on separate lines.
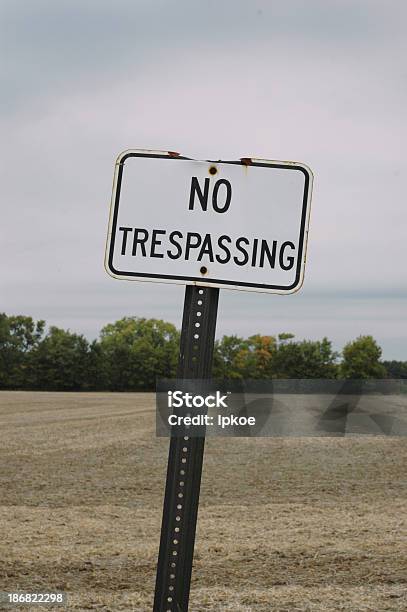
top-left (106, 151), bottom-right (311, 291)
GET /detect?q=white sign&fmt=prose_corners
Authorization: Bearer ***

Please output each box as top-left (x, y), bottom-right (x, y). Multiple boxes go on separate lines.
top-left (105, 150), bottom-right (313, 294)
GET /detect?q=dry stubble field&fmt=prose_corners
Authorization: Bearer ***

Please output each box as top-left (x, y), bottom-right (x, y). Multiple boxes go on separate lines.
top-left (0, 391), bottom-right (406, 611)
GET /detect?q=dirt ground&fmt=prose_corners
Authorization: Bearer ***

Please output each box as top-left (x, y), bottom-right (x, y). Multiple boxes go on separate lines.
top-left (0, 392), bottom-right (406, 611)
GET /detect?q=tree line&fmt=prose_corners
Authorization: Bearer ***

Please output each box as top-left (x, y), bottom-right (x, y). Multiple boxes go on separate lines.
top-left (0, 313), bottom-right (406, 392)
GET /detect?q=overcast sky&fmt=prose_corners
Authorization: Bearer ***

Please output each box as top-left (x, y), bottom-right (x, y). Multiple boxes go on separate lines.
top-left (1, 0), bottom-right (406, 358)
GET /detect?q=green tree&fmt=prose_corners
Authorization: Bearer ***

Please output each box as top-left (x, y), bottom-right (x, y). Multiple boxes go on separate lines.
top-left (213, 334), bottom-right (277, 379)
top-left (29, 327), bottom-right (91, 390)
top-left (382, 360), bottom-right (407, 379)
top-left (0, 314), bottom-right (45, 388)
top-left (85, 340), bottom-right (110, 390)
top-left (99, 317), bottom-right (179, 390)
top-left (213, 335), bottom-right (247, 379)
top-left (278, 332), bottom-right (295, 344)
top-left (243, 335), bottom-right (277, 378)
top-left (273, 336), bottom-right (338, 378)
top-left (340, 335), bottom-right (386, 379)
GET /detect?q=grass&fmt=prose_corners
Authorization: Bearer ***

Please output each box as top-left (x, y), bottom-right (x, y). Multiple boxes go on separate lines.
top-left (0, 391), bottom-right (406, 610)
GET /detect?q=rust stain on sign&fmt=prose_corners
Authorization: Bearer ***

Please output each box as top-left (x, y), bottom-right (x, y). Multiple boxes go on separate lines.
top-left (240, 157), bottom-right (252, 176)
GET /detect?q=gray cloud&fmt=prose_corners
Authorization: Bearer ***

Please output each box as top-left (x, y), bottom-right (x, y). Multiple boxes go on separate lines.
top-left (1, 0), bottom-right (406, 359)
top-left (0, 0), bottom-right (400, 112)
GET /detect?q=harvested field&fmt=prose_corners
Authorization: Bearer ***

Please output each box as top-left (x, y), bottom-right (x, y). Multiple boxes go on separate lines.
top-left (0, 391), bottom-right (406, 611)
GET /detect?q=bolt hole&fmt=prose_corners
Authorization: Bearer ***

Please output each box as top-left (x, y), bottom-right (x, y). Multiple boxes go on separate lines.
top-left (198, 289), bottom-right (204, 294)
top-left (197, 300), bottom-right (202, 305)
top-left (209, 166), bottom-right (217, 175)
top-left (200, 266), bottom-right (208, 275)
top-left (194, 333), bottom-right (199, 339)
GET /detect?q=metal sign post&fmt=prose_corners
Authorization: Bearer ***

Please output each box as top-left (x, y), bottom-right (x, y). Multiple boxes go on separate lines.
top-left (153, 285), bottom-right (219, 612)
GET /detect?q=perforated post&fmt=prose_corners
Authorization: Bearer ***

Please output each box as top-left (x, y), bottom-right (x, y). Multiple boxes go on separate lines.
top-left (153, 285), bottom-right (219, 612)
